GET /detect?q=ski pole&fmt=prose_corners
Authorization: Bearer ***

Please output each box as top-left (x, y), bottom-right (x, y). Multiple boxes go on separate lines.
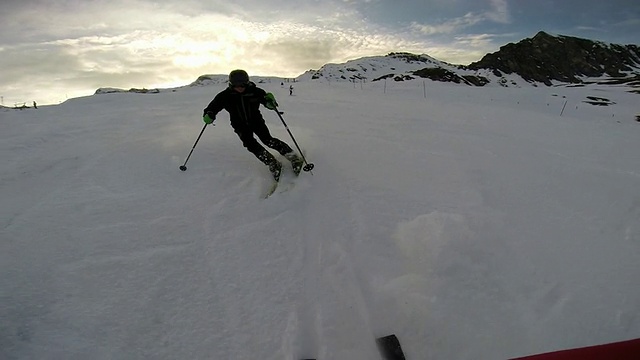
top-left (273, 108), bottom-right (315, 172)
top-left (179, 123), bottom-right (209, 171)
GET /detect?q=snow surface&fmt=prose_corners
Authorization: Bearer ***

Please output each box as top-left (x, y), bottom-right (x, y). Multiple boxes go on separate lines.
top-left (1, 78), bottom-right (640, 360)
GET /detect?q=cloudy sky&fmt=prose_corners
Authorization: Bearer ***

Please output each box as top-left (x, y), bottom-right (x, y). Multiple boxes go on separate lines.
top-left (1, 0), bottom-right (639, 105)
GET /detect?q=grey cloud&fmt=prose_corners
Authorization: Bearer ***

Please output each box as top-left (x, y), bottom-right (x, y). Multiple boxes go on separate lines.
top-left (0, 43), bottom-right (83, 84)
top-left (259, 39), bottom-right (340, 72)
top-left (0, 38), bottom-right (176, 104)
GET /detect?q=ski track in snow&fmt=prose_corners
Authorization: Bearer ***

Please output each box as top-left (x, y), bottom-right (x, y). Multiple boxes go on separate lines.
top-left (293, 169), bottom-right (380, 360)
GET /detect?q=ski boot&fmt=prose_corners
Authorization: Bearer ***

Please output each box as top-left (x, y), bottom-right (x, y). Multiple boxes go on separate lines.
top-left (285, 152), bottom-right (304, 176)
top-left (268, 160), bottom-right (282, 182)
top-left (258, 150), bottom-right (282, 182)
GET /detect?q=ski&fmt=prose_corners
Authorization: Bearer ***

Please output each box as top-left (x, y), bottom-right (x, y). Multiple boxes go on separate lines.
top-left (262, 159), bottom-right (283, 198)
top-left (264, 180), bottom-right (279, 198)
top-left (263, 152), bottom-right (308, 198)
top-left (511, 337), bottom-right (640, 359)
top-left (376, 334), bottom-right (406, 360)
top-left (263, 171), bottom-right (295, 198)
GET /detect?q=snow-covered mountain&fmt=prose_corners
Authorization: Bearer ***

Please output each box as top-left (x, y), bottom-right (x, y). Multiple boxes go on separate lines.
top-left (180, 51), bottom-right (535, 93)
top-left (296, 52), bottom-right (508, 87)
top-left (296, 32), bottom-right (640, 92)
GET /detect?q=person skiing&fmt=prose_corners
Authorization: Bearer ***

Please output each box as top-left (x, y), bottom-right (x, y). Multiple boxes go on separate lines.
top-left (202, 69), bottom-right (303, 181)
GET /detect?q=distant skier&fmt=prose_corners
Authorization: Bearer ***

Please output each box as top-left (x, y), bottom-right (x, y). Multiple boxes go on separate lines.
top-left (289, 85), bottom-right (294, 96)
top-left (202, 69), bottom-right (303, 181)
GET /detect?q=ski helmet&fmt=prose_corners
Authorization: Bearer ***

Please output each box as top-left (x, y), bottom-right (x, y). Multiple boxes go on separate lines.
top-left (229, 69), bottom-right (249, 87)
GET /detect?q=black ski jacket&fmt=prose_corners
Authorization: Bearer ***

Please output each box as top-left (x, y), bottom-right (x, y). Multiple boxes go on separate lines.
top-left (203, 82), bottom-right (268, 127)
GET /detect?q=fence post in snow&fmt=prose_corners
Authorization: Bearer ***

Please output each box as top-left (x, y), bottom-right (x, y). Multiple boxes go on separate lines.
top-left (560, 99), bottom-right (568, 116)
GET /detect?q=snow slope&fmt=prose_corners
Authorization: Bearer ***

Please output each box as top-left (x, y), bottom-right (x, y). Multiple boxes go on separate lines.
top-left (1, 78), bottom-right (639, 360)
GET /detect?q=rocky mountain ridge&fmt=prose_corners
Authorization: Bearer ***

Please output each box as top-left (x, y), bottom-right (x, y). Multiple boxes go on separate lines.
top-left (468, 31), bottom-right (640, 88)
top-left (297, 32), bottom-right (639, 93)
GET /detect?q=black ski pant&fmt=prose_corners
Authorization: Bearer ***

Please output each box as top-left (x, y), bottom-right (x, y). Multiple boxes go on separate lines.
top-left (231, 117), bottom-right (293, 164)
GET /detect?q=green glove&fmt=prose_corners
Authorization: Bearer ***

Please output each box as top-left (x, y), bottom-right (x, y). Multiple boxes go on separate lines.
top-left (264, 93), bottom-right (278, 110)
top-left (203, 113), bottom-right (214, 124)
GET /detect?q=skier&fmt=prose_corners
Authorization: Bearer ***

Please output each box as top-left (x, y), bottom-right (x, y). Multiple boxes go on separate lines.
top-left (289, 85), bottom-right (294, 96)
top-left (202, 69), bottom-right (303, 181)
